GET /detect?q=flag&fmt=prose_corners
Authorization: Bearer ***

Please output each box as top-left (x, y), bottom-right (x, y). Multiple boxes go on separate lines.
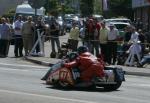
top-left (103, 0), bottom-right (108, 11)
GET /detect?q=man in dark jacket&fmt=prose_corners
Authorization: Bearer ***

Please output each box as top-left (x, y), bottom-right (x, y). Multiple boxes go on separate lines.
top-left (50, 18), bottom-right (61, 57)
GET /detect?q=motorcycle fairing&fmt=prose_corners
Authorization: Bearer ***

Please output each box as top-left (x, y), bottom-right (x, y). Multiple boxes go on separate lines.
top-left (47, 67), bottom-right (74, 85)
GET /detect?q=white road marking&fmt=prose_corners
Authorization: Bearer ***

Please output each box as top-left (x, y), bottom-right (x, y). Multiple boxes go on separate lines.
top-left (0, 67), bottom-right (30, 72)
top-left (0, 89), bottom-right (97, 103)
top-left (128, 83), bottom-right (150, 87)
top-left (0, 62), bottom-right (47, 69)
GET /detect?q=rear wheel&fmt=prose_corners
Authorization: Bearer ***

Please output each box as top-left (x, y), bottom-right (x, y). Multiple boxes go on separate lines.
top-left (103, 81), bottom-right (122, 91)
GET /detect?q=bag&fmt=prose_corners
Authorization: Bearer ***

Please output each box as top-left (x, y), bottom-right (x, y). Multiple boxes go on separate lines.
top-left (50, 52), bottom-right (56, 58)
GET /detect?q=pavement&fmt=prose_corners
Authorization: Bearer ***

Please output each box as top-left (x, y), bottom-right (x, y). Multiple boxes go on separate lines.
top-left (23, 39), bottom-right (150, 77)
top-left (23, 56), bottom-right (150, 77)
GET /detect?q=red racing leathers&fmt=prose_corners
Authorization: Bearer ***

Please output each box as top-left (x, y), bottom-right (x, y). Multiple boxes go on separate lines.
top-left (64, 52), bottom-right (105, 82)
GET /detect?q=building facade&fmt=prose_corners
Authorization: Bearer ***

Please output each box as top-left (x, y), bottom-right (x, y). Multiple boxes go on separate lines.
top-left (132, 0), bottom-right (150, 31)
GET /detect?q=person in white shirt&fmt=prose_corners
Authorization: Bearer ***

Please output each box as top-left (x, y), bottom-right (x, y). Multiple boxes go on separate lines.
top-left (14, 15), bottom-right (24, 57)
top-left (107, 23), bottom-right (119, 64)
top-left (125, 26), bottom-right (141, 66)
top-left (129, 26), bottom-right (139, 43)
top-left (125, 40), bottom-right (141, 66)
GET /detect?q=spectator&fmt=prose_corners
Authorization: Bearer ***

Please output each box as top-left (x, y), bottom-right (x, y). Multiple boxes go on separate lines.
top-left (124, 25), bottom-right (132, 43)
top-left (99, 22), bottom-right (109, 63)
top-left (125, 40), bottom-right (141, 66)
top-left (107, 23), bottom-right (119, 65)
top-left (138, 29), bottom-right (146, 56)
top-left (79, 20), bottom-right (86, 45)
top-left (34, 17), bottom-right (45, 54)
top-left (135, 18), bottom-right (143, 30)
top-left (138, 53), bottom-right (150, 67)
top-left (144, 30), bottom-right (150, 51)
top-left (91, 18), bottom-right (101, 57)
top-left (125, 26), bottom-right (141, 66)
top-left (122, 25), bottom-right (132, 52)
top-left (50, 18), bottom-right (61, 55)
top-left (6, 18), bottom-right (14, 56)
top-left (84, 19), bottom-right (95, 52)
top-left (68, 21), bottom-right (79, 51)
top-left (14, 15), bottom-right (24, 57)
top-left (0, 17), bottom-right (11, 57)
top-left (21, 16), bottom-right (35, 56)
top-left (129, 26), bottom-right (139, 43)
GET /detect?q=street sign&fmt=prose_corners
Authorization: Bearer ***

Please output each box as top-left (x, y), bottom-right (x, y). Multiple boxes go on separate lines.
top-left (28, 0), bottom-right (45, 9)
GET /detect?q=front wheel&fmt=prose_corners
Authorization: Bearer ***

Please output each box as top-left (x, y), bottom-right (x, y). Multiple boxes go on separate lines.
top-left (54, 81), bottom-right (72, 89)
top-left (103, 81), bottom-right (122, 91)
top-left (58, 81), bottom-right (70, 88)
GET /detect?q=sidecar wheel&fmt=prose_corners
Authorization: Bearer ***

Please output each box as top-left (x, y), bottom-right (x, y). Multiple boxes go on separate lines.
top-left (103, 81), bottom-right (122, 91)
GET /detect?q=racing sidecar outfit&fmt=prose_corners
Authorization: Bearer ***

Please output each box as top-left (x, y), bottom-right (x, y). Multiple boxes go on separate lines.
top-left (64, 52), bottom-right (105, 82)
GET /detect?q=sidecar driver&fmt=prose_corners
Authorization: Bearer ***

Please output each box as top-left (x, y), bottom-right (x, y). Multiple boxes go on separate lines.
top-left (64, 46), bottom-right (105, 86)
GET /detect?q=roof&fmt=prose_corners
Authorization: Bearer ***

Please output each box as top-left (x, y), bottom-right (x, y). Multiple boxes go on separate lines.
top-left (16, 3), bottom-right (45, 15)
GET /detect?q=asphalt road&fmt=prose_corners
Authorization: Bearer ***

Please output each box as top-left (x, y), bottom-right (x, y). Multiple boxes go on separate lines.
top-left (0, 59), bottom-right (150, 103)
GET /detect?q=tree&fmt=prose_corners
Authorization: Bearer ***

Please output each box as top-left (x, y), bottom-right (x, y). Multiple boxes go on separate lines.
top-left (94, 0), bottom-right (102, 15)
top-left (44, 0), bottom-right (58, 16)
top-left (80, 0), bottom-right (94, 17)
top-left (1, 8), bottom-right (15, 23)
top-left (108, 0), bottom-right (133, 19)
top-left (44, 0), bottom-right (76, 16)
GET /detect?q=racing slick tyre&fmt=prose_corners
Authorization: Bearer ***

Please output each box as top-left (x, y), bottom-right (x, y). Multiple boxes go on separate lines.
top-left (54, 81), bottom-right (72, 89)
top-left (58, 81), bottom-right (69, 88)
top-left (103, 81), bottom-right (122, 91)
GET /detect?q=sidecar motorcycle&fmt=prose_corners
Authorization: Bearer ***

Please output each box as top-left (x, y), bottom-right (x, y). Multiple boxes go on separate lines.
top-left (45, 61), bottom-right (125, 91)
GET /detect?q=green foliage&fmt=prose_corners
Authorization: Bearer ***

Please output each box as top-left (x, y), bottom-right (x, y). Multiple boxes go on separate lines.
top-left (80, 0), bottom-right (94, 17)
top-left (1, 8), bottom-right (15, 20)
top-left (93, 0), bottom-right (103, 15)
top-left (44, 0), bottom-right (59, 16)
top-left (108, 0), bottom-right (133, 19)
top-left (44, 0), bottom-right (76, 16)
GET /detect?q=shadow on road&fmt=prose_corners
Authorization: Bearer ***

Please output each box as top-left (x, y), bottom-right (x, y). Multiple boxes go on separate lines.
top-left (45, 85), bottom-right (120, 92)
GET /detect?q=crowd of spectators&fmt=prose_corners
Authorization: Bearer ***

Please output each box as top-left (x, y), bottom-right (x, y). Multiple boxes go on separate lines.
top-left (0, 15), bottom-right (46, 58)
top-left (69, 17), bottom-right (150, 67)
top-left (0, 15), bottom-right (150, 67)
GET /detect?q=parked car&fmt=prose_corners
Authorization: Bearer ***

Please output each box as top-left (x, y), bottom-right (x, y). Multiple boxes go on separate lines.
top-left (64, 18), bottom-right (73, 32)
top-left (93, 14), bottom-right (104, 22)
top-left (105, 18), bottom-right (131, 24)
